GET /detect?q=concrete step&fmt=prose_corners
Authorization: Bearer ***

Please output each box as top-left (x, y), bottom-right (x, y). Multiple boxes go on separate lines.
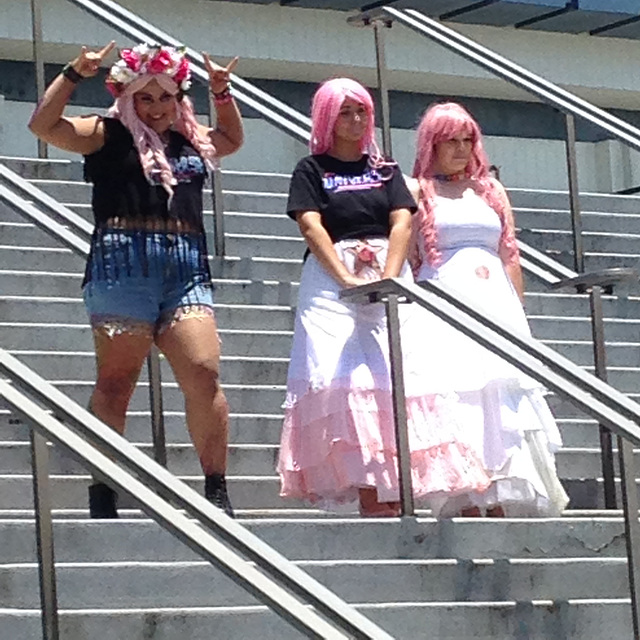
top-left (0, 474), bottom-right (296, 511)
top-left (25, 180), bottom-right (290, 215)
top-left (8, 352), bottom-right (290, 386)
top-left (0, 323), bottom-right (294, 358)
top-left (0, 439), bottom-right (628, 487)
top-left (0, 157), bottom-right (292, 192)
top-left (520, 228), bottom-right (640, 256)
top-left (47, 381), bottom-right (286, 414)
top-left (0, 297), bottom-right (295, 332)
top-left (515, 208), bottom-right (640, 234)
top-left (0, 557), bottom-right (629, 609)
top-left (0, 599), bottom-right (633, 640)
top-left (510, 187), bottom-right (640, 214)
top-left (0, 246), bottom-right (302, 282)
top-left (0, 518), bottom-right (627, 563)
top-left (0, 410), bottom-right (283, 445)
top-left (0, 271), bottom-right (298, 305)
top-left (529, 315), bottom-right (640, 342)
top-left (0, 442), bottom-right (278, 476)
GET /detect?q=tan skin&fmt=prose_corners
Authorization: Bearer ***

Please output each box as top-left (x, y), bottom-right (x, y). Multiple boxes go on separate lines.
top-left (294, 97), bottom-right (412, 517)
top-left (407, 131), bottom-right (525, 303)
top-left (29, 43), bottom-right (244, 476)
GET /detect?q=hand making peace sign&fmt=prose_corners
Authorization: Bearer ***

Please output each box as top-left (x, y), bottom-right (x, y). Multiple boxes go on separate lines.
top-left (70, 41), bottom-right (116, 79)
top-left (202, 53), bottom-right (239, 94)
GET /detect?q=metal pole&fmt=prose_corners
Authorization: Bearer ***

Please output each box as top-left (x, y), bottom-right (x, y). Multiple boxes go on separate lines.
top-left (30, 430), bottom-right (59, 640)
top-left (564, 113), bottom-right (583, 273)
top-left (208, 98), bottom-right (226, 257)
top-left (147, 346), bottom-right (167, 467)
top-left (385, 293), bottom-right (414, 517)
top-left (30, 0), bottom-right (48, 159)
top-left (618, 435), bottom-right (640, 639)
top-left (589, 285), bottom-right (617, 509)
top-left (372, 19), bottom-right (393, 158)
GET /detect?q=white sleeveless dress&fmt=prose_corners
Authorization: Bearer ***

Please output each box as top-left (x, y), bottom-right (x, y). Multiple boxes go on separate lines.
top-left (415, 186), bottom-right (569, 517)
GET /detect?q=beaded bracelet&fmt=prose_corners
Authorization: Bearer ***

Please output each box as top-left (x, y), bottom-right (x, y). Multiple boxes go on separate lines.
top-left (211, 85), bottom-right (234, 106)
top-left (62, 63), bottom-right (85, 84)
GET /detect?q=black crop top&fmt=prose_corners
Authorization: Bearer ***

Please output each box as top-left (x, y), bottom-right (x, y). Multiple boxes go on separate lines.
top-left (84, 117), bottom-right (206, 229)
top-left (286, 154), bottom-right (416, 242)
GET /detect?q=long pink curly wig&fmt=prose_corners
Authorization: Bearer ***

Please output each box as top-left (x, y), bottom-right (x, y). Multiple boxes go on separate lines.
top-left (410, 102), bottom-right (518, 271)
top-left (310, 78), bottom-right (386, 167)
top-left (107, 74), bottom-right (217, 198)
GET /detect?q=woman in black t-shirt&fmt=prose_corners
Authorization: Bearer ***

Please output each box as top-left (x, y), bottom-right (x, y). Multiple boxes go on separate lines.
top-left (278, 78), bottom-right (491, 517)
top-left (29, 42), bottom-right (243, 518)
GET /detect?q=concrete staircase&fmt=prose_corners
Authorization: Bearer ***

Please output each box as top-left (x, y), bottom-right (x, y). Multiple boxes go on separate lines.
top-left (0, 155), bottom-right (638, 638)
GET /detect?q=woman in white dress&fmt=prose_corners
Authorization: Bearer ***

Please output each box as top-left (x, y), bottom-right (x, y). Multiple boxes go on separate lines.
top-left (407, 102), bottom-right (569, 517)
top-left (277, 82), bottom-right (491, 517)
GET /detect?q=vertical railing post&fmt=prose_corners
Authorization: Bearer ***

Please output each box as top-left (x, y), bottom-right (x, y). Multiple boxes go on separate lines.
top-left (384, 293), bottom-right (415, 517)
top-left (618, 435), bottom-right (640, 639)
top-left (208, 98), bottom-right (226, 257)
top-left (147, 346), bottom-right (167, 467)
top-left (589, 284), bottom-right (617, 509)
top-left (30, 0), bottom-right (48, 159)
top-left (564, 113), bottom-right (584, 273)
top-left (372, 19), bottom-right (393, 158)
top-left (30, 430), bottom-right (59, 640)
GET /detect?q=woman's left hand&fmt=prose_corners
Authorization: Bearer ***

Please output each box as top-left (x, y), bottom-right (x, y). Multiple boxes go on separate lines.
top-left (202, 53), bottom-right (239, 94)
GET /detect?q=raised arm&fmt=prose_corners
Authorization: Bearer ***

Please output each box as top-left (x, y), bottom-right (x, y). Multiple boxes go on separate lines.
top-left (198, 54), bottom-right (244, 158)
top-left (28, 42), bottom-right (115, 155)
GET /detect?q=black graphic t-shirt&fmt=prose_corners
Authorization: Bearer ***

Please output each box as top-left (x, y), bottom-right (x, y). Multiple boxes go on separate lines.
top-left (84, 117), bottom-right (206, 229)
top-left (287, 153), bottom-right (416, 242)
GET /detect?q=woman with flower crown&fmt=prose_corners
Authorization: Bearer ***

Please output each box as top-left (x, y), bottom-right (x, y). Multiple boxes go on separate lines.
top-left (29, 42), bottom-right (243, 518)
top-left (407, 102), bottom-right (568, 517)
top-left (277, 79), bottom-right (491, 517)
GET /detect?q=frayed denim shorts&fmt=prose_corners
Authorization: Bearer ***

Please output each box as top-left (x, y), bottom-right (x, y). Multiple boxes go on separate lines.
top-left (83, 229), bottom-right (215, 336)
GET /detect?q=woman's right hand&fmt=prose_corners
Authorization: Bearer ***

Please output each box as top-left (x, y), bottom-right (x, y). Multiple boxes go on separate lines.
top-left (69, 41), bottom-right (116, 79)
top-left (340, 274), bottom-right (376, 289)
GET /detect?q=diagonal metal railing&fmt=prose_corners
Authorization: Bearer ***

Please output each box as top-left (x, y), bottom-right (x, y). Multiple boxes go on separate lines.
top-left (0, 347), bottom-right (395, 640)
top-left (341, 276), bottom-right (640, 638)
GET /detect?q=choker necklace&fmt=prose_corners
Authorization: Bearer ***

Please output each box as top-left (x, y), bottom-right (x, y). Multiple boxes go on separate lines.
top-left (433, 173), bottom-right (466, 182)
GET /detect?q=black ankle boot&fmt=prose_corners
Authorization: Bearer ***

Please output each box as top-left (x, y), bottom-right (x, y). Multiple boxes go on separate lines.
top-left (88, 483), bottom-right (119, 519)
top-left (204, 474), bottom-right (234, 518)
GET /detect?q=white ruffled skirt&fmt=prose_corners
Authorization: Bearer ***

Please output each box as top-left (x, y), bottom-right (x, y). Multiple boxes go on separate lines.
top-left (277, 238), bottom-right (491, 509)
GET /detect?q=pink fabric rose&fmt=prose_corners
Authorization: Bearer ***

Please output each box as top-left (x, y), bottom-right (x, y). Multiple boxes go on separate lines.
top-left (120, 49), bottom-right (141, 72)
top-left (148, 49), bottom-right (173, 74)
top-left (174, 57), bottom-right (190, 83)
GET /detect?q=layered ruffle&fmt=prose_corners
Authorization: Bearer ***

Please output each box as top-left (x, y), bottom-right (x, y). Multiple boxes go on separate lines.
top-left (278, 386), bottom-right (491, 508)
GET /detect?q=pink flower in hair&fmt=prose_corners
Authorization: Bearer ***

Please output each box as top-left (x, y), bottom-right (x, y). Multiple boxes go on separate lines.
top-left (174, 57), bottom-right (190, 84)
top-left (148, 49), bottom-right (173, 74)
top-left (120, 49), bottom-right (141, 72)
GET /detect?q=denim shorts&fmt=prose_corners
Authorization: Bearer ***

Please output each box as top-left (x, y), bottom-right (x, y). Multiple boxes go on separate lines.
top-left (83, 229), bottom-right (214, 335)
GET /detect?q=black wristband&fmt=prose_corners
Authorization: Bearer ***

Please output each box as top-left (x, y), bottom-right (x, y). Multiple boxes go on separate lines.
top-left (62, 63), bottom-right (85, 84)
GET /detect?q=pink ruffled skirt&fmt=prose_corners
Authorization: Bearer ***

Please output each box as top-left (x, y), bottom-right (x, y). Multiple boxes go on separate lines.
top-left (278, 239), bottom-right (490, 509)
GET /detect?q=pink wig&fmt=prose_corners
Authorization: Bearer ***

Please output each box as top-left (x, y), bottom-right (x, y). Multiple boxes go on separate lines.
top-left (107, 74), bottom-right (217, 198)
top-left (410, 102), bottom-right (518, 271)
top-left (310, 78), bottom-right (385, 166)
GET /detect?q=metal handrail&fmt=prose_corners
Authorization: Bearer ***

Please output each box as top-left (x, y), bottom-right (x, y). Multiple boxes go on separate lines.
top-left (341, 276), bottom-right (640, 637)
top-left (0, 349), bottom-right (393, 640)
top-left (0, 168), bottom-right (168, 467)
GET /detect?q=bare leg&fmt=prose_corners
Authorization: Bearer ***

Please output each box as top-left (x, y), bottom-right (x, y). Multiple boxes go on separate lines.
top-left (156, 314), bottom-right (228, 475)
top-left (90, 328), bottom-right (154, 434)
top-left (88, 327), bottom-right (153, 518)
top-left (359, 488), bottom-right (400, 517)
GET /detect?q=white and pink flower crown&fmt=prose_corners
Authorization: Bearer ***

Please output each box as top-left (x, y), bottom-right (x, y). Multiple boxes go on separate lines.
top-left (106, 44), bottom-right (192, 97)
